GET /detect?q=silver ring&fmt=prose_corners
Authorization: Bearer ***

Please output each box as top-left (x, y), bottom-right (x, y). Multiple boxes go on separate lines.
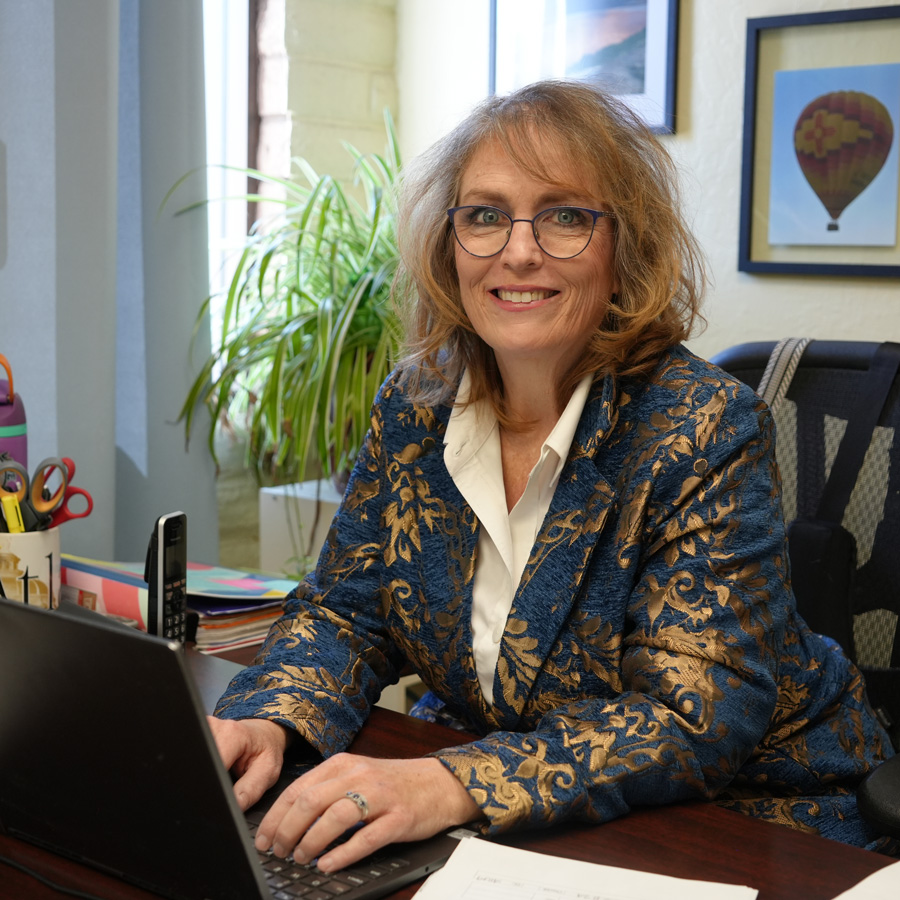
top-left (344, 790), bottom-right (369, 820)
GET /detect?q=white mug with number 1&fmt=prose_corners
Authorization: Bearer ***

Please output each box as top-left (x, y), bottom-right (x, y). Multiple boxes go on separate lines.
top-left (0, 527), bottom-right (61, 608)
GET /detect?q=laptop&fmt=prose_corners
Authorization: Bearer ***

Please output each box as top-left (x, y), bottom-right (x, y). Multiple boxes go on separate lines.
top-left (0, 597), bottom-right (468, 899)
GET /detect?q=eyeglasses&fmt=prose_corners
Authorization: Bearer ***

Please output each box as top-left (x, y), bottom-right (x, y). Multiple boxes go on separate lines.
top-left (446, 205), bottom-right (616, 259)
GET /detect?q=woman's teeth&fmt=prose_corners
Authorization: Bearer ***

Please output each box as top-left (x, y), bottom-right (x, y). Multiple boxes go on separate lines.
top-left (495, 290), bottom-right (555, 304)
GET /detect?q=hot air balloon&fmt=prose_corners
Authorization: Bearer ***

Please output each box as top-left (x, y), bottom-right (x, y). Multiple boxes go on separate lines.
top-left (793, 90), bottom-right (894, 231)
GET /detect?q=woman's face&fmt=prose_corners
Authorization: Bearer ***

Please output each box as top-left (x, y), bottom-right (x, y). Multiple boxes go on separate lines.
top-left (453, 137), bottom-right (618, 379)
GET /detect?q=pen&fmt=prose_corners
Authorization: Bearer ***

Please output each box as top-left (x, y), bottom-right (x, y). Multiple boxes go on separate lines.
top-left (1, 493), bottom-right (25, 533)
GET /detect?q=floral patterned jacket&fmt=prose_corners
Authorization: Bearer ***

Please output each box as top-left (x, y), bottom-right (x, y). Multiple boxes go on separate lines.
top-left (216, 344), bottom-right (894, 849)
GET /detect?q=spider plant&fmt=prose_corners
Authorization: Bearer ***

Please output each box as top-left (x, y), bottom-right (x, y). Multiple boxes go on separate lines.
top-left (180, 113), bottom-right (403, 490)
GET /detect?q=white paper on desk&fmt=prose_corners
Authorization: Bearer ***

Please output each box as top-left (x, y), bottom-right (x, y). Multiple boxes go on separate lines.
top-left (832, 860), bottom-right (900, 899)
top-left (414, 837), bottom-right (758, 899)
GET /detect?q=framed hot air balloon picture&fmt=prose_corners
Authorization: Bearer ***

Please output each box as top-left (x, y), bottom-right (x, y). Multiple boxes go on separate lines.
top-left (739, 7), bottom-right (900, 277)
top-left (489, 0), bottom-right (679, 134)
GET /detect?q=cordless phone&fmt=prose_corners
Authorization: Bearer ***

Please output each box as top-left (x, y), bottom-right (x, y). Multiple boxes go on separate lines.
top-left (143, 511), bottom-right (187, 641)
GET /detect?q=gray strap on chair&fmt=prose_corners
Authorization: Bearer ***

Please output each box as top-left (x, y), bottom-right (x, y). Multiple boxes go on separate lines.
top-left (816, 342), bottom-right (900, 527)
top-left (756, 337), bottom-right (812, 410)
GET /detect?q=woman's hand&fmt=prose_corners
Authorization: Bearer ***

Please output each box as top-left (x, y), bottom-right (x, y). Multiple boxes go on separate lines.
top-left (254, 753), bottom-right (483, 873)
top-left (206, 716), bottom-right (291, 811)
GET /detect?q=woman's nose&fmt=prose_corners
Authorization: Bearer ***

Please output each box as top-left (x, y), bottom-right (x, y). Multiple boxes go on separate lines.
top-left (502, 218), bottom-right (543, 265)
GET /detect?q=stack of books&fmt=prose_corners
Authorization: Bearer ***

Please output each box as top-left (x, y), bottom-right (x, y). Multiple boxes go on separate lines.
top-left (60, 555), bottom-right (298, 654)
top-left (188, 594), bottom-right (284, 653)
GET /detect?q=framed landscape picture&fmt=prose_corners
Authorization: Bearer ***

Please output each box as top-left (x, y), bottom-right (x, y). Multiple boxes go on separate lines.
top-left (490, 0), bottom-right (679, 133)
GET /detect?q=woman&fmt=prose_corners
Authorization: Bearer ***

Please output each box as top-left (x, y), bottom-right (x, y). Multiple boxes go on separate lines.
top-left (210, 80), bottom-right (894, 873)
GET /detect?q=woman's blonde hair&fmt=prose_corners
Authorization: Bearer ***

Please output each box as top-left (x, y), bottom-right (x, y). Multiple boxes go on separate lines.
top-left (394, 79), bottom-right (706, 422)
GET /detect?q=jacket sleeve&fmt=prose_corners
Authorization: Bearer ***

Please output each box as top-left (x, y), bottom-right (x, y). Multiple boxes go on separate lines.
top-left (213, 375), bottom-right (407, 756)
top-left (432, 388), bottom-right (803, 834)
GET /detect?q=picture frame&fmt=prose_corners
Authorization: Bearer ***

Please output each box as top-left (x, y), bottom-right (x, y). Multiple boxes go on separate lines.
top-left (489, 0), bottom-right (679, 134)
top-left (738, 6), bottom-right (900, 277)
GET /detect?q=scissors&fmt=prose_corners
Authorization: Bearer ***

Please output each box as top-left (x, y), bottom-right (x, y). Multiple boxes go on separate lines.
top-left (0, 456), bottom-right (93, 531)
top-left (46, 457), bottom-right (94, 528)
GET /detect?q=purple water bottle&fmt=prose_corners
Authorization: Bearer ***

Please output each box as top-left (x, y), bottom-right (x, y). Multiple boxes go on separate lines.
top-left (0, 354), bottom-right (27, 468)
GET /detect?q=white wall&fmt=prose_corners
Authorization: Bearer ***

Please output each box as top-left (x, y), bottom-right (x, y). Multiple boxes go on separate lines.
top-left (396, 0), bottom-right (900, 361)
top-left (397, 0), bottom-right (492, 154)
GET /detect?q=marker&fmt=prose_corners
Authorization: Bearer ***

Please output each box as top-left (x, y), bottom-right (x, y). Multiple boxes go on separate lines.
top-left (1, 493), bottom-right (24, 533)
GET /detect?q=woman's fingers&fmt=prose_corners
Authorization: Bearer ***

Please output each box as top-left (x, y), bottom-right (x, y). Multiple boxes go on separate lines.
top-left (289, 793), bottom-right (373, 868)
top-left (231, 759), bottom-right (280, 812)
top-left (267, 779), bottom-right (362, 861)
top-left (256, 766), bottom-right (339, 855)
top-left (207, 716), bottom-right (289, 810)
top-left (254, 754), bottom-right (481, 872)
top-left (316, 814), bottom-right (395, 873)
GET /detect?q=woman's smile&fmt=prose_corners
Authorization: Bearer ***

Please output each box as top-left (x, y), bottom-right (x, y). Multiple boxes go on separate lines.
top-left (492, 287), bottom-right (560, 306)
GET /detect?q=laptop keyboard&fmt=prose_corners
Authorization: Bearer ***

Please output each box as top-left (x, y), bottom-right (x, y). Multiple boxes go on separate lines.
top-left (247, 812), bottom-right (413, 899)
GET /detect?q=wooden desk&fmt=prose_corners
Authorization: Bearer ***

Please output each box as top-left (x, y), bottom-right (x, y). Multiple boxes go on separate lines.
top-left (0, 659), bottom-right (894, 900)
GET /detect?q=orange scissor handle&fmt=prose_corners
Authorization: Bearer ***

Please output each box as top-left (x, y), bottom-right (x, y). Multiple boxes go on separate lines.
top-left (0, 354), bottom-right (13, 404)
top-left (28, 457), bottom-right (69, 515)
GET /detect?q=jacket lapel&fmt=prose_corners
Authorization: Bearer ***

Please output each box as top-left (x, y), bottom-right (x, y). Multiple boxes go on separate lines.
top-left (383, 421), bottom-right (489, 718)
top-left (491, 375), bottom-right (618, 725)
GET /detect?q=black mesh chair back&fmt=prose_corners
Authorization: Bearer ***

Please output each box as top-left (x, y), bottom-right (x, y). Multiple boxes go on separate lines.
top-left (711, 340), bottom-right (900, 747)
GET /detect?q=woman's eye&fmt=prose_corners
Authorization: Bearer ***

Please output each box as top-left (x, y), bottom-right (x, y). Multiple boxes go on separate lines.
top-left (473, 207), bottom-right (503, 225)
top-left (552, 208), bottom-right (582, 226)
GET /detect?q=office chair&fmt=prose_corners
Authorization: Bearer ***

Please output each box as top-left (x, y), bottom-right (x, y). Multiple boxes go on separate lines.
top-left (711, 339), bottom-right (900, 841)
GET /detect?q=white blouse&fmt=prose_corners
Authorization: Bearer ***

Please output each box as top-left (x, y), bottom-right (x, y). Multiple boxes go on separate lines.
top-left (443, 372), bottom-right (593, 704)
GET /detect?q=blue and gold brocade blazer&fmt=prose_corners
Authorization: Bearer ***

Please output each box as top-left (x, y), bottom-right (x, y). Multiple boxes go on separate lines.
top-left (216, 344), bottom-right (894, 848)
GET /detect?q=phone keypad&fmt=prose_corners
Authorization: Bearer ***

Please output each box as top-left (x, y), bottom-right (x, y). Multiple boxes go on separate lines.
top-left (164, 577), bottom-right (187, 641)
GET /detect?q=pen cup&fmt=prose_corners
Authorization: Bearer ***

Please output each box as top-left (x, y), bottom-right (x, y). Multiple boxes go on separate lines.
top-left (0, 527), bottom-right (61, 608)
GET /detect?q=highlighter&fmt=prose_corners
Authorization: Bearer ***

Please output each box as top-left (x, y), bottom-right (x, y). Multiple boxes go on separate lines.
top-left (1, 493), bottom-right (25, 533)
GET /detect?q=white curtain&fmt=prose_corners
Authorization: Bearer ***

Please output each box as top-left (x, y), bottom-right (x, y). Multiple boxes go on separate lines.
top-left (0, 0), bottom-right (219, 563)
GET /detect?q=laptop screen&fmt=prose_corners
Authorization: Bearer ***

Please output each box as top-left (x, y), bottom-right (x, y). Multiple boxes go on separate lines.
top-left (0, 597), bottom-right (270, 899)
top-left (0, 598), bottom-right (465, 900)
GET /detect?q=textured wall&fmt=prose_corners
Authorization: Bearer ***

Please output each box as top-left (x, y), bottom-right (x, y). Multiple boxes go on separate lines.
top-left (285, 0), bottom-right (398, 178)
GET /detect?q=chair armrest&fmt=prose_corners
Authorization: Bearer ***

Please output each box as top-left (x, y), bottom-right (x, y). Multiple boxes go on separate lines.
top-left (858, 754), bottom-right (900, 840)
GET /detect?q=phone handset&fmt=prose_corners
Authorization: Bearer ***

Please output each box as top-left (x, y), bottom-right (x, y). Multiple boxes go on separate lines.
top-left (143, 511), bottom-right (188, 641)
